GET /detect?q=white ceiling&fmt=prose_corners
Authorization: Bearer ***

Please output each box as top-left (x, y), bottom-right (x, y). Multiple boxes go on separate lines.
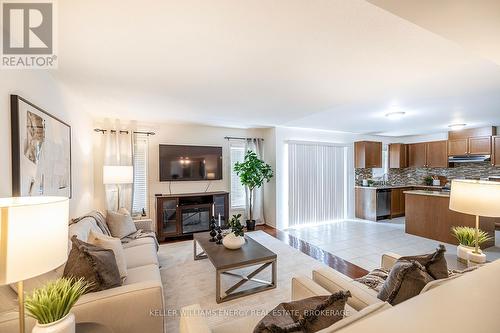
top-left (53, 0), bottom-right (500, 135)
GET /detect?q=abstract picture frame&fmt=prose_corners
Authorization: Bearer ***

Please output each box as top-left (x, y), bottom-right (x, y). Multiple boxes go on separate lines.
top-left (10, 95), bottom-right (72, 198)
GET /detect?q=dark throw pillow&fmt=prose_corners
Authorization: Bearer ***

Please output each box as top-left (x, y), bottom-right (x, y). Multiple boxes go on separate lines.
top-left (377, 260), bottom-right (433, 305)
top-left (400, 244), bottom-right (448, 280)
top-left (254, 291), bottom-right (351, 333)
top-left (63, 235), bottom-right (122, 292)
top-left (354, 268), bottom-right (389, 293)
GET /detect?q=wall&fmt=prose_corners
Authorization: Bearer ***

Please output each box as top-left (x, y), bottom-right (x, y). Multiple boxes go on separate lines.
top-left (0, 71), bottom-right (94, 218)
top-left (92, 121), bottom-right (275, 227)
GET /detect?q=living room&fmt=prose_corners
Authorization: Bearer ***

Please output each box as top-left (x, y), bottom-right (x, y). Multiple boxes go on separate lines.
top-left (1, 1), bottom-right (500, 333)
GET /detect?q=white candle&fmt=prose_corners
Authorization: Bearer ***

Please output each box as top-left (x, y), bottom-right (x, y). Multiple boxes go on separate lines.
top-left (212, 204), bottom-right (215, 217)
top-left (218, 213), bottom-right (221, 226)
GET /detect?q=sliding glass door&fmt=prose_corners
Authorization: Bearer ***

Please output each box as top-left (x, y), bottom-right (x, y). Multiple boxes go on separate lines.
top-left (288, 142), bottom-right (350, 227)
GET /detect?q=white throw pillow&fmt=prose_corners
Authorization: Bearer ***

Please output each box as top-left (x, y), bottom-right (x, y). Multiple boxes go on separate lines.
top-left (106, 210), bottom-right (137, 239)
top-left (88, 229), bottom-right (128, 280)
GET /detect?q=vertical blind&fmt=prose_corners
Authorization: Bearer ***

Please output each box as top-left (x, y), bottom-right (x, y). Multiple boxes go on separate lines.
top-left (288, 142), bottom-right (348, 226)
top-left (132, 133), bottom-right (149, 215)
top-left (230, 145), bottom-right (246, 208)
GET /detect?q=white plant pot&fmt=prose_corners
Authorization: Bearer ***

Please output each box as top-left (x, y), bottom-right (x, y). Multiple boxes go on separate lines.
top-left (32, 313), bottom-right (75, 333)
top-left (222, 232), bottom-right (245, 250)
top-left (457, 244), bottom-right (476, 263)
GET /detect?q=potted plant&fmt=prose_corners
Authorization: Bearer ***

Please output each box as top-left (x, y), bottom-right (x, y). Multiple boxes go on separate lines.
top-left (234, 150), bottom-right (273, 230)
top-left (451, 226), bottom-right (492, 263)
top-left (424, 176), bottom-right (434, 186)
top-left (223, 214), bottom-right (246, 250)
top-left (26, 277), bottom-right (90, 333)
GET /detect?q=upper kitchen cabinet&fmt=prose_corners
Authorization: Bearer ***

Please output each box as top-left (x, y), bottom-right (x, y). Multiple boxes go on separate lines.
top-left (408, 143), bottom-right (426, 168)
top-left (409, 141), bottom-right (448, 168)
top-left (493, 136), bottom-right (500, 167)
top-left (448, 126), bottom-right (496, 156)
top-left (355, 141), bottom-right (382, 168)
top-left (389, 143), bottom-right (408, 168)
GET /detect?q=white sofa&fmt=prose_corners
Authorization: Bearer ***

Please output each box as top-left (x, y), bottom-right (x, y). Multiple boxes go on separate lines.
top-left (0, 216), bottom-right (165, 333)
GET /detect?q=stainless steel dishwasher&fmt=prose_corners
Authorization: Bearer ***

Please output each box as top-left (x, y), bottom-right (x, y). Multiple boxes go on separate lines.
top-left (376, 189), bottom-right (391, 219)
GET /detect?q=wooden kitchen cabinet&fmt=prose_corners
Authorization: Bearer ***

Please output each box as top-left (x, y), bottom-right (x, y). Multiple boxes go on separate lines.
top-left (390, 188), bottom-right (406, 218)
top-left (355, 141), bottom-right (382, 168)
top-left (408, 143), bottom-right (426, 168)
top-left (448, 139), bottom-right (468, 156)
top-left (468, 136), bottom-right (492, 155)
top-left (389, 143), bottom-right (408, 168)
top-left (426, 141), bottom-right (448, 167)
top-left (493, 136), bottom-right (500, 167)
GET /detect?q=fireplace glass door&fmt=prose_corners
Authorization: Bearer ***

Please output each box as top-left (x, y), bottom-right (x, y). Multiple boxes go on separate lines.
top-left (181, 204), bottom-right (211, 234)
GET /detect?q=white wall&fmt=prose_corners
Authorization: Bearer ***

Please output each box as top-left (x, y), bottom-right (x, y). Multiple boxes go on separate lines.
top-left (0, 71), bottom-right (94, 218)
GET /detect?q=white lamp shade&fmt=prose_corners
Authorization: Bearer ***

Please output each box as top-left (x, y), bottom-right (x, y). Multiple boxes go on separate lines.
top-left (0, 197), bottom-right (69, 285)
top-left (449, 179), bottom-right (500, 217)
top-left (103, 165), bottom-right (133, 185)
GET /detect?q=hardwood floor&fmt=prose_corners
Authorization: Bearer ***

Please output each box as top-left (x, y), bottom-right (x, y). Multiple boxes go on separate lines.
top-left (161, 225), bottom-right (369, 279)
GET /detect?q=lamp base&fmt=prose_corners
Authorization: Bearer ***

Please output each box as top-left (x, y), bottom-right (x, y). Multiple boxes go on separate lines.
top-left (467, 251), bottom-right (486, 266)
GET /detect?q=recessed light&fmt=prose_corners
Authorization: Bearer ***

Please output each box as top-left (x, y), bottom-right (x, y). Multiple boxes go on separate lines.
top-left (448, 123), bottom-right (466, 130)
top-left (385, 111), bottom-right (405, 120)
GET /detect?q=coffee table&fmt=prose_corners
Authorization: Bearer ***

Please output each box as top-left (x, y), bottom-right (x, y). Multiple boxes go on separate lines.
top-left (193, 232), bottom-right (277, 303)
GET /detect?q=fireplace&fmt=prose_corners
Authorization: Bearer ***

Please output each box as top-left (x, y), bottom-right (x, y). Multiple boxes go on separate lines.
top-left (181, 204), bottom-right (211, 234)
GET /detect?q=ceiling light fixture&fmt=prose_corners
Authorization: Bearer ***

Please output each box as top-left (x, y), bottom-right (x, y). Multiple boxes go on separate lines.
top-left (385, 111), bottom-right (405, 120)
top-left (448, 123), bottom-right (467, 131)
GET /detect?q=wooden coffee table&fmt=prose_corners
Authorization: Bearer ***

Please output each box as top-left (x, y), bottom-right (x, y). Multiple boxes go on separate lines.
top-left (193, 232), bottom-right (277, 303)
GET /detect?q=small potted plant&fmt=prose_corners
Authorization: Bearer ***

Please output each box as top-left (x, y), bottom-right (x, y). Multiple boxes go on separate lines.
top-left (451, 226), bottom-right (492, 263)
top-left (223, 214), bottom-right (246, 250)
top-left (234, 151), bottom-right (273, 230)
top-left (424, 176), bottom-right (434, 186)
top-left (26, 277), bottom-right (90, 333)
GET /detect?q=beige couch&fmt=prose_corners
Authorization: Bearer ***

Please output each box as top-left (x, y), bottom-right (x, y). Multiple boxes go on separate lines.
top-left (0, 216), bottom-right (165, 333)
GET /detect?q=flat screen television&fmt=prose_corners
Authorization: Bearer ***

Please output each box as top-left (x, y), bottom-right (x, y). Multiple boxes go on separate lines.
top-left (159, 145), bottom-right (223, 181)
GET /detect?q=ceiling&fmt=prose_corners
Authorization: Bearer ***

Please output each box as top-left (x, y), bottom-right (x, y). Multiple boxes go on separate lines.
top-left (53, 0), bottom-right (500, 136)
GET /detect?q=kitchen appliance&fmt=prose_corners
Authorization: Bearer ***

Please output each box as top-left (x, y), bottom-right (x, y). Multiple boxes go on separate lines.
top-left (448, 155), bottom-right (491, 163)
top-left (488, 176), bottom-right (500, 182)
top-left (376, 189), bottom-right (391, 219)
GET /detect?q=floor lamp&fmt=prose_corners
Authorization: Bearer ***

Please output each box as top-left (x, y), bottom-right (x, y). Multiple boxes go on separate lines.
top-left (103, 165), bottom-right (133, 210)
top-left (449, 179), bottom-right (500, 264)
top-left (0, 197), bottom-right (69, 333)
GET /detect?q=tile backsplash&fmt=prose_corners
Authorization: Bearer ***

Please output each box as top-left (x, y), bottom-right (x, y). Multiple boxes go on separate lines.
top-left (355, 162), bottom-right (500, 186)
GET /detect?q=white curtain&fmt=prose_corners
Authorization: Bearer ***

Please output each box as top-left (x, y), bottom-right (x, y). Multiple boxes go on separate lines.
top-left (103, 125), bottom-right (133, 212)
top-left (288, 142), bottom-right (348, 227)
top-left (245, 138), bottom-right (265, 224)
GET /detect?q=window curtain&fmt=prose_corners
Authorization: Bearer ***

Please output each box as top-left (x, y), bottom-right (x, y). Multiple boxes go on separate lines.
top-left (103, 124), bottom-right (133, 212)
top-left (288, 142), bottom-right (348, 227)
top-left (245, 138), bottom-right (265, 224)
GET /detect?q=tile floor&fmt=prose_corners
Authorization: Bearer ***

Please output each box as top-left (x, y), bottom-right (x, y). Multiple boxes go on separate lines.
top-left (283, 217), bottom-right (500, 271)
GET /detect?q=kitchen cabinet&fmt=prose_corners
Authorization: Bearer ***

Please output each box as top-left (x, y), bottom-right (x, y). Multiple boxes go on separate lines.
top-left (493, 136), bottom-right (500, 167)
top-left (468, 136), bottom-right (492, 155)
top-left (426, 141), bottom-right (448, 167)
top-left (448, 126), bottom-right (496, 156)
top-left (389, 143), bottom-right (408, 168)
top-left (448, 139), bottom-right (468, 156)
top-left (355, 141), bottom-right (382, 168)
top-left (390, 188), bottom-right (406, 218)
top-left (408, 143), bottom-right (426, 168)
top-left (409, 141), bottom-right (448, 168)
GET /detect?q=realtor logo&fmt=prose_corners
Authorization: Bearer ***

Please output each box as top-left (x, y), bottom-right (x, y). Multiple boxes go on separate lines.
top-left (1, 0), bottom-right (57, 68)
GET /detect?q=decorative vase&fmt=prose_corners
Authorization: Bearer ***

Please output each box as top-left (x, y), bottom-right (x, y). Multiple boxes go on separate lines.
top-left (32, 313), bottom-right (75, 333)
top-left (467, 250), bottom-right (486, 265)
top-left (222, 232), bottom-right (245, 250)
top-left (246, 220), bottom-right (256, 231)
top-left (457, 244), bottom-right (475, 263)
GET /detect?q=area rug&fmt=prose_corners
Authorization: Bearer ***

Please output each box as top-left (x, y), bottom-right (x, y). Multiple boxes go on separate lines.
top-left (158, 230), bottom-right (329, 332)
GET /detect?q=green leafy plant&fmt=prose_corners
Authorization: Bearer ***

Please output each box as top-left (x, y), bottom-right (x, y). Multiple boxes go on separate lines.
top-left (424, 176), bottom-right (434, 186)
top-left (451, 226), bottom-right (492, 248)
top-left (25, 277), bottom-right (91, 325)
top-left (228, 214), bottom-right (244, 237)
top-left (234, 150), bottom-right (273, 222)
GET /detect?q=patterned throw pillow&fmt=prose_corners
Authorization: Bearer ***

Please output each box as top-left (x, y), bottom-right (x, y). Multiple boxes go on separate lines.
top-left (63, 236), bottom-right (122, 292)
top-left (254, 291), bottom-right (351, 333)
top-left (354, 268), bottom-right (389, 293)
top-left (399, 244), bottom-right (448, 280)
top-left (377, 260), bottom-right (434, 305)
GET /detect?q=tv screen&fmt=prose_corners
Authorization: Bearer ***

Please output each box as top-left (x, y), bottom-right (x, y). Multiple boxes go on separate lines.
top-left (159, 145), bottom-right (223, 181)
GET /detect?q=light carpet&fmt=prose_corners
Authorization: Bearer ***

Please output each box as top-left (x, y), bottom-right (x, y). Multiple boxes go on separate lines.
top-left (158, 230), bottom-right (329, 332)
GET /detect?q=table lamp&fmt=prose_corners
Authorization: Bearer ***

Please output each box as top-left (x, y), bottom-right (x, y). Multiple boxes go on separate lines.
top-left (0, 196), bottom-right (69, 333)
top-left (103, 165), bottom-right (133, 210)
top-left (449, 179), bottom-right (500, 264)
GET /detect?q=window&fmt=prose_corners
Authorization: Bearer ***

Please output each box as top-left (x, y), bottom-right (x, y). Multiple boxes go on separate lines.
top-left (372, 144), bottom-right (389, 179)
top-left (230, 144), bottom-right (246, 209)
top-left (132, 133), bottom-right (149, 215)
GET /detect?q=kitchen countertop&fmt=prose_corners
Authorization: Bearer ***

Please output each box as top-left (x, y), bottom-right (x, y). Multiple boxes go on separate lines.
top-left (403, 190), bottom-right (450, 198)
top-left (355, 185), bottom-right (443, 190)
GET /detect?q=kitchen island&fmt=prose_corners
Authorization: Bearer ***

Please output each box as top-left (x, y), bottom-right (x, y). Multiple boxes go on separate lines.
top-left (404, 190), bottom-right (496, 248)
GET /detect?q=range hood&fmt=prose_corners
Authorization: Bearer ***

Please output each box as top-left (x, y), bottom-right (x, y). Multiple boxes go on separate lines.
top-left (448, 155), bottom-right (491, 163)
